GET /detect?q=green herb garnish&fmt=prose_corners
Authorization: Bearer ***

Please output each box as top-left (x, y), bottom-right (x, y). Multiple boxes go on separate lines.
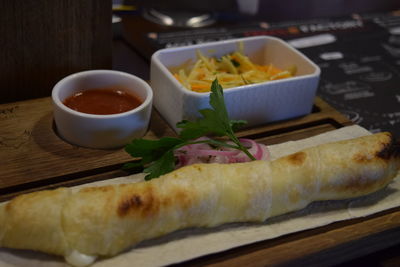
top-left (124, 79), bottom-right (255, 180)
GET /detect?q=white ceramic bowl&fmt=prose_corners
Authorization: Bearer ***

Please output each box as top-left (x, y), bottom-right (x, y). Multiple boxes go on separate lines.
top-left (52, 70), bottom-right (153, 149)
top-left (151, 36), bottom-right (320, 131)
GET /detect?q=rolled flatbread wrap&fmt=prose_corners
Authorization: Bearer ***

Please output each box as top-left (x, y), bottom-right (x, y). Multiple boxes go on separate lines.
top-left (0, 132), bottom-right (399, 266)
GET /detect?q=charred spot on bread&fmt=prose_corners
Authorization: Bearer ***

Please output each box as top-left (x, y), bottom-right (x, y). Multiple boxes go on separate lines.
top-left (118, 195), bottom-right (143, 217)
top-left (173, 189), bottom-right (193, 210)
top-left (348, 132), bottom-right (399, 164)
top-left (117, 184), bottom-right (194, 218)
top-left (287, 152), bottom-right (306, 166)
top-left (80, 186), bottom-right (114, 193)
top-left (352, 153), bottom-right (374, 163)
top-left (4, 200), bottom-right (13, 213)
top-left (117, 185), bottom-right (158, 217)
top-left (193, 165), bottom-right (203, 172)
top-left (376, 132), bottom-right (400, 160)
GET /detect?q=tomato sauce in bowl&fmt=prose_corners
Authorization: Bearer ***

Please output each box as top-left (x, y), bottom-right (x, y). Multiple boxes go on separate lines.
top-left (63, 88), bottom-right (142, 115)
top-left (52, 70), bottom-right (153, 149)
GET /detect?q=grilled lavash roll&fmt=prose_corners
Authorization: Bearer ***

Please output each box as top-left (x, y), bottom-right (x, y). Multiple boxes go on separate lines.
top-left (0, 132), bottom-right (399, 266)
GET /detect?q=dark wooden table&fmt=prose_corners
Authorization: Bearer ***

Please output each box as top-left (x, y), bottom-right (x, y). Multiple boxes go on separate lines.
top-left (0, 0), bottom-right (112, 104)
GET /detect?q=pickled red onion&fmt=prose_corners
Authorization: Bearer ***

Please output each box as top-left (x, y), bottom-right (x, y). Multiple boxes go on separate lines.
top-left (174, 137), bottom-right (270, 168)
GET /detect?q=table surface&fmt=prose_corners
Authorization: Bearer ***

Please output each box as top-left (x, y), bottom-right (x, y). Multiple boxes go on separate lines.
top-left (2, 9), bottom-right (400, 266)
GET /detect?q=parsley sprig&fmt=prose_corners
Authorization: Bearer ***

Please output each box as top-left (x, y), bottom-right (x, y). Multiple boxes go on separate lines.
top-left (124, 79), bottom-right (255, 180)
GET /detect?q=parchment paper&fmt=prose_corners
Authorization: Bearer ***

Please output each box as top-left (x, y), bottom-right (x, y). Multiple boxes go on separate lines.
top-left (1, 125), bottom-right (399, 267)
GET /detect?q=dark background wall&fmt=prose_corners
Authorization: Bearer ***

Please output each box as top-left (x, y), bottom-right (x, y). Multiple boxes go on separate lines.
top-left (0, 0), bottom-right (112, 104)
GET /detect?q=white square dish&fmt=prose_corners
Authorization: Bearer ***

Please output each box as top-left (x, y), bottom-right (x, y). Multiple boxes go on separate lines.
top-left (150, 36), bottom-right (320, 131)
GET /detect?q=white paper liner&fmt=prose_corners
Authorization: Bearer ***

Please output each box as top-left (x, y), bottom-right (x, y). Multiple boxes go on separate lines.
top-left (1, 125), bottom-right (399, 267)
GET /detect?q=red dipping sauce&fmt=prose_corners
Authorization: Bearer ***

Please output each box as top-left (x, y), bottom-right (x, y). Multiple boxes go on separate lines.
top-left (63, 88), bottom-right (142, 115)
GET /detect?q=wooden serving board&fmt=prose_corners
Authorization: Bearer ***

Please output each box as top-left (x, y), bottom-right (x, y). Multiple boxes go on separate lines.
top-left (3, 96), bottom-right (400, 266)
top-left (0, 96), bottom-right (350, 202)
top-left (0, 97), bottom-right (173, 198)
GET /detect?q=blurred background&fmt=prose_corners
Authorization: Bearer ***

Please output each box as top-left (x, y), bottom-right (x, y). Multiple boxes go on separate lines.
top-left (1, 0), bottom-right (399, 107)
top-left (121, 0), bottom-right (399, 23)
top-left (113, 0), bottom-right (400, 135)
